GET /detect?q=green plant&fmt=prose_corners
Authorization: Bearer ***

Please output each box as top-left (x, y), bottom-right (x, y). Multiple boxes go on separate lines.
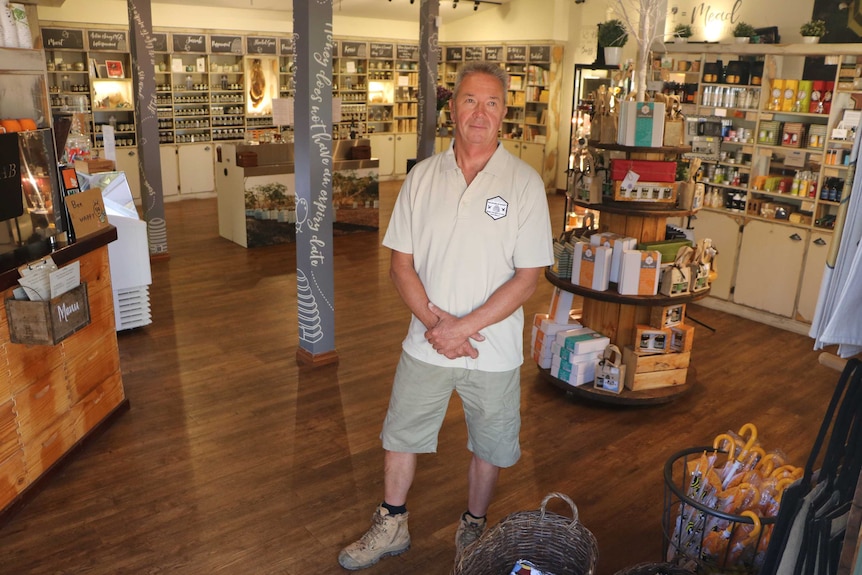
top-left (732, 21), bottom-right (756, 38)
top-left (800, 19), bottom-right (826, 37)
top-left (598, 19), bottom-right (628, 48)
top-left (673, 24), bottom-right (693, 39)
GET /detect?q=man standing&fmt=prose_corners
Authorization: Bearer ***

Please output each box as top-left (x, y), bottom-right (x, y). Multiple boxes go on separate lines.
top-left (338, 61), bottom-right (554, 570)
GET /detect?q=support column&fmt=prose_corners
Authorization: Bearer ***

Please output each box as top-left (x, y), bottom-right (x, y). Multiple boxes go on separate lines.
top-left (416, 0), bottom-right (440, 162)
top-left (293, 0), bottom-right (337, 367)
top-left (127, 0), bottom-right (167, 257)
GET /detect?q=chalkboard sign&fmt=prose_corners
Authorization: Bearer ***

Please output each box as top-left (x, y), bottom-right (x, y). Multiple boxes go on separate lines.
top-left (340, 41), bottom-right (366, 58)
top-left (397, 44), bottom-right (418, 61)
top-left (369, 42), bottom-right (394, 59)
top-left (464, 46), bottom-right (483, 61)
top-left (88, 30), bottom-right (128, 51)
top-left (0, 133), bottom-right (23, 222)
top-left (445, 46), bottom-right (463, 62)
top-left (151, 33), bottom-right (168, 53)
top-left (279, 37), bottom-right (294, 56)
top-left (246, 36), bottom-right (277, 55)
top-left (42, 28), bottom-right (85, 51)
top-left (211, 35), bottom-right (243, 54)
top-left (529, 45), bottom-right (551, 63)
top-left (506, 45), bottom-right (527, 62)
top-left (484, 46), bottom-right (503, 61)
top-left (172, 33), bottom-right (207, 53)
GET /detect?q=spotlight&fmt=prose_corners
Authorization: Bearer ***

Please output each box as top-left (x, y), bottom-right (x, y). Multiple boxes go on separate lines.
top-left (474, 1), bottom-right (479, 9)
top-left (453, 0), bottom-right (458, 7)
top-left (410, 0), bottom-right (414, 3)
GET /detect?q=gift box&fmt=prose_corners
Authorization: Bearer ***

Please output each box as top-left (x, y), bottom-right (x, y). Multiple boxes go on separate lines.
top-left (610, 159), bottom-right (677, 183)
top-left (590, 233), bottom-right (636, 284)
top-left (659, 264), bottom-right (692, 297)
top-left (617, 249), bottom-right (662, 296)
top-left (650, 303), bottom-right (686, 329)
top-left (571, 243), bottom-right (612, 291)
top-left (669, 323), bottom-right (696, 352)
top-left (635, 324), bottom-right (671, 354)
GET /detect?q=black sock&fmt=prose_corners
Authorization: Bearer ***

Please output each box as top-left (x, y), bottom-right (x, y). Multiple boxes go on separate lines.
top-left (382, 501), bottom-right (407, 515)
top-left (463, 511), bottom-right (486, 522)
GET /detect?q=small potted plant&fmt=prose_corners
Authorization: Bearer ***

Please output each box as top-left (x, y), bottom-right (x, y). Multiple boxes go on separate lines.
top-left (732, 21), bottom-right (756, 43)
top-left (800, 19), bottom-right (826, 43)
top-left (598, 19), bottom-right (628, 66)
top-left (673, 23), bottom-right (693, 43)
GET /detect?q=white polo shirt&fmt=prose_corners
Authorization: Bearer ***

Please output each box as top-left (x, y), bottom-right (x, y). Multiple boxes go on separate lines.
top-left (383, 142), bottom-right (554, 371)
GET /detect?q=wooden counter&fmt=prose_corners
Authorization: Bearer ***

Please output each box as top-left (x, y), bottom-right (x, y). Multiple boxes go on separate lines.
top-left (0, 227), bottom-right (128, 516)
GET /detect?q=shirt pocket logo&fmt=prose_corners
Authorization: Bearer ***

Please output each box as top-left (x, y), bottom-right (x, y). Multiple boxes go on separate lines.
top-left (485, 196), bottom-right (508, 220)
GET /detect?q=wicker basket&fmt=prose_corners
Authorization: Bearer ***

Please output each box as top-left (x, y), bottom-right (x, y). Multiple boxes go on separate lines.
top-left (453, 492), bottom-right (598, 575)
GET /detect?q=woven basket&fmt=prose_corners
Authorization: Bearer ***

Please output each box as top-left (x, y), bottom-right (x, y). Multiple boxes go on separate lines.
top-left (453, 492), bottom-right (598, 575)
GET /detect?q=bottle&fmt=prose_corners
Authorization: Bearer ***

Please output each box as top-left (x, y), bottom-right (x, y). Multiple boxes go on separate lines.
top-left (186, 75), bottom-right (193, 90)
top-left (61, 74), bottom-right (71, 92)
top-left (108, 115), bottom-right (117, 131)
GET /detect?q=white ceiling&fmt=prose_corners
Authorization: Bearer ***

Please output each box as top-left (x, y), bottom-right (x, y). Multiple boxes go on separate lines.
top-left (31, 0), bottom-right (514, 22)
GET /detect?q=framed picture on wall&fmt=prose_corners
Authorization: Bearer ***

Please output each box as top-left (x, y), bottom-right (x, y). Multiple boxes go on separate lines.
top-left (754, 27), bottom-right (780, 44)
top-left (105, 60), bottom-right (124, 78)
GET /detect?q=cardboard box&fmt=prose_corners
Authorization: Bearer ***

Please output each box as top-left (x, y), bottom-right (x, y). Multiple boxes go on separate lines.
top-left (650, 303), bottom-right (686, 329)
top-left (572, 243), bottom-right (612, 291)
top-left (547, 288), bottom-right (576, 324)
top-left (669, 323), bottom-right (696, 352)
top-left (74, 158), bottom-right (116, 174)
top-left (610, 159), bottom-right (677, 183)
top-left (635, 324), bottom-right (671, 354)
top-left (557, 328), bottom-right (610, 355)
top-left (622, 346), bottom-right (690, 390)
top-left (618, 250), bottom-right (662, 296)
top-left (617, 101), bottom-right (666, 147)
top-left (591, 233), bottom-right (637, 284)
top-left (6, 283), bottom-right (90, 346)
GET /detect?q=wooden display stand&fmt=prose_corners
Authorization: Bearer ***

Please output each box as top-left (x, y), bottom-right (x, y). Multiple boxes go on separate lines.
top-left (548, 144), bottom-right (709, 404)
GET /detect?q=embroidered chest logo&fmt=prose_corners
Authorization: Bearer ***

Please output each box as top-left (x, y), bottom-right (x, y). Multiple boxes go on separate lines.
top-left (485, 196), bottom-right (508, 220)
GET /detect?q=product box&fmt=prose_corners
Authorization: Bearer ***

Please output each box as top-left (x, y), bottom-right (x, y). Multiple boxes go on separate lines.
top-left (571, 243), bottom-right (612, 291)
top-left (612, 181), bottom-right (678, 203)
top-left (556, 328), bottom-right (611, 355)
top-left (74, 158), bottom-right (116, 174)
top-left (659, 264), bottom-right (692, 297)
top-left (617, 101), bottom-right (666, 147)
top-left (590, 233), bottom-right (637, 284)
top-left (6, 283), bottom-right (90, 346)
top-left (650, 303), bottom-right (686, 329)
top-left (551, 356), bottom-right (596, 387)
top-left (610, 159), bottom-right (677, 183)
top-left (622, 346), bottom-right (690, 390)
top-left (678, 181), bottom-right (705, 212)
top-left (547, 287), bottom-right (576, 324)
top-left (635, 324), bottom-right (671, 354)
top-left (669, 323), bottom-right (696, 352)
top-left (617, 250), bottom-right (662, 296)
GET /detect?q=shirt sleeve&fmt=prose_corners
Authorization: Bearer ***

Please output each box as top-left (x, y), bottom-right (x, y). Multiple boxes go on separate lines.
top-left (382, 176), bottom-right (414, 254)
top-left (513, 170), bottom-right (555, 269)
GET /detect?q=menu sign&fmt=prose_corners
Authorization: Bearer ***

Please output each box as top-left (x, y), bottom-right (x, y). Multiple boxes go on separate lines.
top-left (211, 35), bottom-right (243, 54)
top-left (246, 36), bottom-right (277, 54)
top-left (279, 37), bottom-right (294, 56)
top-left (506, 45), bottom-right (527, 62)
top-left (172, 33), bottom-right (207, 53)
top-left (529, 45), bottom-right (551, 63)
top-left (42, 28), bottom-right (85, 50)
top-left (340, 41), bottom-right (366, 58)
top-left (464, 46), bottom-right (483, 61)
top-left (397, 44), bottom-right (418, 61)
top-left (151, 33), bottom-right (168, 53)
top-left (88, 30), bottom-right (128, 51)
top-left (369, 42), bottom-right (394, 59)
top-left (484, 46), bottom-right (503, 61)
top-left (445, 46), bottom-right (464, 62)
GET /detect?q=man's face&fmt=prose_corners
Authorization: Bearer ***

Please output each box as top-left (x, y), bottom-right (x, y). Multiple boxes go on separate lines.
top-left (450, 72), bottom-right (507, 148)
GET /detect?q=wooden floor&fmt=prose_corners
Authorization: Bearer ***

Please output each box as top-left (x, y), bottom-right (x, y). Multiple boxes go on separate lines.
top-left (0, 181), bottom-right (842, 575)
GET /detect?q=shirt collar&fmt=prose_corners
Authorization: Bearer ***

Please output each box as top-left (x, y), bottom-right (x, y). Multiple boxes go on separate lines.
top-left (443, 140), bottom-right (506, 175)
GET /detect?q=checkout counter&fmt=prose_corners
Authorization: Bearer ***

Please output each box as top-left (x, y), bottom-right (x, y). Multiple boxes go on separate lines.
top-left (215, 139), bottom-right (380, 248)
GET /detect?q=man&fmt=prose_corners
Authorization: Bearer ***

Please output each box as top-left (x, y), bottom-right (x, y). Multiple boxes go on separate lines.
top-left (338, 61), bottom-right (554, 571)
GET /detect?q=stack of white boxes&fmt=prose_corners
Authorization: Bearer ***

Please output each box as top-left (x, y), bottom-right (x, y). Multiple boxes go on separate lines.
top-left (550, 328), bottom-right (610, 386)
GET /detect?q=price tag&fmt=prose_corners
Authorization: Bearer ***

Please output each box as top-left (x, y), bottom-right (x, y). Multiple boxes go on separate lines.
top-left (622, 169), bottom-right (640, 191)
top-left (714, 108), bottom-right (727, 117)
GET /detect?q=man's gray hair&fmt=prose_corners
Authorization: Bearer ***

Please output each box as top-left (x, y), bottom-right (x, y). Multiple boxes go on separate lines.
top-left (453, 61), bottom-right (509, 97)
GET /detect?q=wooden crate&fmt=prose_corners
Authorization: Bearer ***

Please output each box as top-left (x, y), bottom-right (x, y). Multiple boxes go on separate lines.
top-left (5, 283), bottom-right (90, 346)
top-left (623, 346), bottom-right (690, 390)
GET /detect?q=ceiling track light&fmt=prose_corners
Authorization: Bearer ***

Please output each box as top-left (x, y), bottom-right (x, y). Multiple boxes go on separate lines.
top-left (473, 1), bottom-right (479, 9)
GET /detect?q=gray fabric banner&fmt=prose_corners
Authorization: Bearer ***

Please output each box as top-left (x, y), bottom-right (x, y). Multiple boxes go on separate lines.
top-left (127, 0), bottom-right (167, 256)
top-left (293, 0), bottom-right (336, 356)
top-left (416, 0), bottom-right (440, 162)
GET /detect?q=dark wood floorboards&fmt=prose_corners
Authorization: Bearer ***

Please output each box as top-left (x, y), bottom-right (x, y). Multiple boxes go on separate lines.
top-left (0, 182), bottom-right (841, 575)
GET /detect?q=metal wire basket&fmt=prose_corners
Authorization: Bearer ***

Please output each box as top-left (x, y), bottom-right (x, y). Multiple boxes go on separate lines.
top-left (453, 492), bottom-right (598, 575)
top-left (662, 446), bottom-right (776, 574)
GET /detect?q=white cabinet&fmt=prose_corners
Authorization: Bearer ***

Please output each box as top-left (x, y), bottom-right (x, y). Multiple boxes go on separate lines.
top-left (796, 232), bottom-right (832, 323)
top-left (114, 149), bottom-right (141, 202)
top-left (369, 133), bottom-right (416, 177)
top-left (734, 220), bottom-right (807, 318)
top-left (160, 145), bottom-right (180, 198)
top-left (691, 210), bottom-right (742, 301)
top-left (160, 143), bottom-right (215, 197)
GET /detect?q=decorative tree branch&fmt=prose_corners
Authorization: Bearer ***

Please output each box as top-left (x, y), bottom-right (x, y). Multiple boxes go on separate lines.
top-left (611, 0), bottom-right (666, 102)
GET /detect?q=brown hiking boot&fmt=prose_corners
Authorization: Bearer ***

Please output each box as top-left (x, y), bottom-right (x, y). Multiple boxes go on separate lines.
top-left (454, 512), bottom-right (486, 564)
top-left (338, 506), bottom-right (410, 570)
